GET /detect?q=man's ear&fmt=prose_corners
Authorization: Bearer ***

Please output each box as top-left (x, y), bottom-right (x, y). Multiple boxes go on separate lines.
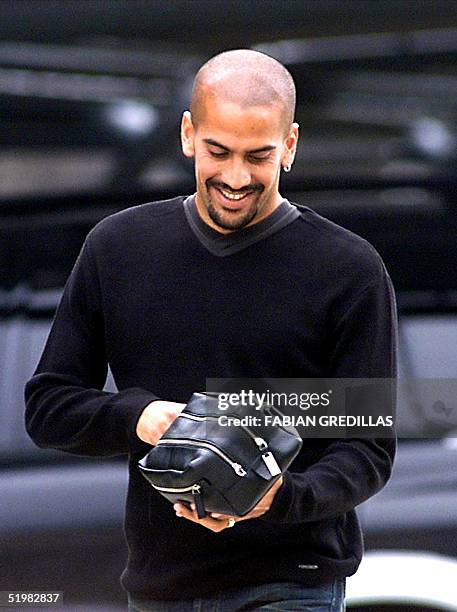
top-left (282, 122), bottom-right (299, 168)
top-left (181, 111), bottom-right (195, 158)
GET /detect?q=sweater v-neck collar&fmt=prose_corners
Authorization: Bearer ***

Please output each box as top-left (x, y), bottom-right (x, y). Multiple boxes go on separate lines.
top-left (183, 194), bottom-right (300, 257)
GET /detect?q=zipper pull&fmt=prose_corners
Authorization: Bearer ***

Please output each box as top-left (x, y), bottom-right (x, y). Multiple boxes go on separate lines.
top-left (232, 463), bottom-right (247, 477)
top-left (254, 437), bottom-right (268, 451)
top-left (262, 452), bottom-right (281, 477)
top-left (191, 484), bottom-right (206, 519)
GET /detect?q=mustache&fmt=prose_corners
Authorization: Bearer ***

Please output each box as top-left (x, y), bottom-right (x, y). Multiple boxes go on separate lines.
top-left (208, 181), bottom-right (263, 194)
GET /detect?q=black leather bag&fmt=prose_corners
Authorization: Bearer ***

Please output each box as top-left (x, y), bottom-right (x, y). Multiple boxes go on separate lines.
top-left (138, 392), bottom-right (302, 518)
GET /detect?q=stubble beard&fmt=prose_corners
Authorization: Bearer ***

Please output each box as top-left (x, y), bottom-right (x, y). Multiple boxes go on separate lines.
top-left (204, 183), bottom-right (264, 231)
top-left (207, 200), bottom-right (259, 231)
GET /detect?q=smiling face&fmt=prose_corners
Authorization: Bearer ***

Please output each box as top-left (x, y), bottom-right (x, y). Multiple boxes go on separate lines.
top-left (181, 95), bottom-right (298, 233)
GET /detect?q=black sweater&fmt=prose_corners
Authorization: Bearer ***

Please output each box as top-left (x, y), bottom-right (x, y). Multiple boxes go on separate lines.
top-left (25, 196), bottom-right (397, 599)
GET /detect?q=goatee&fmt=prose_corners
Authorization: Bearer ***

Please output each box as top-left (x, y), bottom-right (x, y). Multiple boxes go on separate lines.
top-left (207, 202), bottom-right (259, 231)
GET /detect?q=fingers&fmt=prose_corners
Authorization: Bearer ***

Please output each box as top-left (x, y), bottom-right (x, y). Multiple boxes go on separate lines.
top-left (136, 400), bottom-right (186, 445)
top-left (171, 475), bottom-right (284, 528)
top-left (211, 508), bottom-right (265, 522)
top-left (174, 503), bottom-right (236, 533)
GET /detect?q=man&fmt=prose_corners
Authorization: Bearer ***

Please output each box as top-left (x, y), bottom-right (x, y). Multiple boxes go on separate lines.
top-left (25, 50), bottom-right (397, 611)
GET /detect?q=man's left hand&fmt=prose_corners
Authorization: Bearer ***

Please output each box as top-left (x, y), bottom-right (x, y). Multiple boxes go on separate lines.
top-left (173, 476), bottom-right (283, 532)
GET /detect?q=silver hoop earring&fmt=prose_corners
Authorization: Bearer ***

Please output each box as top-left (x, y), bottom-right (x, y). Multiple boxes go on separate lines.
top-left (283, 164), bottom-right (292, 173)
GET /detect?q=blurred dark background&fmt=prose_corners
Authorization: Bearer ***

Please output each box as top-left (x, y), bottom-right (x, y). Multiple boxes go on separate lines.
top-left (2, 1), bottom-right (457, 610)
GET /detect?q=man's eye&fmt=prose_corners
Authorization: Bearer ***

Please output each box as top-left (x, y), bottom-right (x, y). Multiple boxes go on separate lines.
top-left (249, 156), bottom-right (268, 164)
top-left (209, 150), bottom-right (227, 158)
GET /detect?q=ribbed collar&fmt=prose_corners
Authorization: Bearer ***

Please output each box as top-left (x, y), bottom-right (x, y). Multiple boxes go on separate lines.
top-left (183, 194), bottom-right (300, 257)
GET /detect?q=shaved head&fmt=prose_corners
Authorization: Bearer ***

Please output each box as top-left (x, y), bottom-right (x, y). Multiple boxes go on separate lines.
top-left (181, 49), bottom-right (299, 234)
top-left (190, 49), bottom-right (296, 132)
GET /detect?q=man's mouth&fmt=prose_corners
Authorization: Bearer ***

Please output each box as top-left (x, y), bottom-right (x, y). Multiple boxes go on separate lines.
top-left (218, 188), bottom-right (250, 201)
top-left (210, 185), bottom-right (258, 209)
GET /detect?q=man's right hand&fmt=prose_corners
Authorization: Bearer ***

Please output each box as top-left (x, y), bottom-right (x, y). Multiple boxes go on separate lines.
top-left (136, 400), bottom-right (186, 446)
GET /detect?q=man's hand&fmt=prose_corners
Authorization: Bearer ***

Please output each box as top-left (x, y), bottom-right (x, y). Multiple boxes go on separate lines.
top-left (136, 400), bottom-right (186, 446)
top-left (173, 475), bottom-right (283, 532)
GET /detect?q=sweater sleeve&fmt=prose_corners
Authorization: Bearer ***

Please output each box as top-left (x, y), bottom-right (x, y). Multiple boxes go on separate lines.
top-left (263, 260), bottom-right (398, 523)
top-left (24, 235), bottom-right (157, 457)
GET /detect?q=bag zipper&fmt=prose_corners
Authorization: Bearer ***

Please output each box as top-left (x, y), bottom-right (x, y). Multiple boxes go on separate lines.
top-left (149, 482), bottom-right (206, 518)
top-left (156, 437), bottom-right (247, 477)
top-left (178, 413), bottom-right (281, 477)
top-left (179, 412), bottom-right (268, 450)
top-left (148, 482), bottom-right (200, 494)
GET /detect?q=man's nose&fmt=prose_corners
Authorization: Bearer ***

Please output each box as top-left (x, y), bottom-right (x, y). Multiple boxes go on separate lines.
top-left (220, 158), bottom-right (251, 191)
